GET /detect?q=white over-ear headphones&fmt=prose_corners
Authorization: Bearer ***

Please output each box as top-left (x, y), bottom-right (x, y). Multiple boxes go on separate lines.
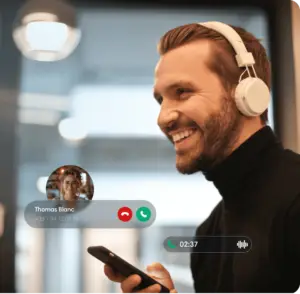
top-left (198, 21), bottom-right (270, 117)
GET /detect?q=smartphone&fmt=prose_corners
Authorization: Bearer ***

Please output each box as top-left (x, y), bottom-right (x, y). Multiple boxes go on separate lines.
top-left (87, 245), bottom-right (170, 293)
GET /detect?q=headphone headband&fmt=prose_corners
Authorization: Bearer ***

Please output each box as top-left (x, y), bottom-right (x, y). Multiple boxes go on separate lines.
top-left (198, 21), bottom-right (255, 67)
top-left (197, 21), bottom-right (270, 117)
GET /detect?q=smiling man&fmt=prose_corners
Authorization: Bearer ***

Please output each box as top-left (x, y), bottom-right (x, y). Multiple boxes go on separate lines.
top-left (154, 38), bottom-right (244, 174)
top-left (104, 22), bottom-right (300, 293)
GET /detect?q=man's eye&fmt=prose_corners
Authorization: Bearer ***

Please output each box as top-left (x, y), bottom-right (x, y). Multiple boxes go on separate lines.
top-left (176, 88), bottom-right (191, 97)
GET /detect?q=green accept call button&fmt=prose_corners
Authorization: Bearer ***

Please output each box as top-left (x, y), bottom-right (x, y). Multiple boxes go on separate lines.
top-left (136, 207), bottom-right (152, 222)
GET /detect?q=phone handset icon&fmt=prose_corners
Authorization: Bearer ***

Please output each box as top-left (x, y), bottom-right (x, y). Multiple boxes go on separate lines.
top-left (167, 239), bottom-right (177, 249)
top-left (118, 207), bottom-right (133, 222)
top-left (140, 210), bottom-right (147, 218)
top-left (136, 207), bottom-right (152, 222)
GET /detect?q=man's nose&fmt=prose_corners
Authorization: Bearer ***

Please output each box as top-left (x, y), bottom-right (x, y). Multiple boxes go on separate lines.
top-left (157, 108), bottom-right (179, 130)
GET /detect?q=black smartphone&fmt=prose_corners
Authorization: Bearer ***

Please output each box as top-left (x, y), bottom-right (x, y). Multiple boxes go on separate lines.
top-left (87, 245), bottom-right (170, 293)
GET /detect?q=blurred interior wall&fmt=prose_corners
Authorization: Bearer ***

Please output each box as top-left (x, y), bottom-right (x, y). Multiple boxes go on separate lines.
top-left (0, 1), bottom-right (23, 292)
top-left (271, 0), bottom-right (297, 150)
top-left (291, 2), bottom-right (300, 152)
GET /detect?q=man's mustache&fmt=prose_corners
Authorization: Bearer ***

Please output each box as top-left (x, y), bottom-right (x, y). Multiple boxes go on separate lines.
top-left (166, 120), bottom-right (198, 132)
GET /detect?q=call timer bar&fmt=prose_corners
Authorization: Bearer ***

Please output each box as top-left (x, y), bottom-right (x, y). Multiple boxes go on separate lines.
top-left (164, 236), bottom-right (252, 253)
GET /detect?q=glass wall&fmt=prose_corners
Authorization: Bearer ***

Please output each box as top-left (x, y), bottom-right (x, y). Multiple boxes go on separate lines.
top-left (15, 6), bottom-right (271, 293)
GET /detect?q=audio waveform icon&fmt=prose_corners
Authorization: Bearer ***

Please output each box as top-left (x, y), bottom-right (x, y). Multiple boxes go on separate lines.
top-left (237, 240), bottom-right (249, 249)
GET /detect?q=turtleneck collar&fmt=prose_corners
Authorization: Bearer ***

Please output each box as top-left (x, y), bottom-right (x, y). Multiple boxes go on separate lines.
top-left (203, 126), bottom-right (283, 203)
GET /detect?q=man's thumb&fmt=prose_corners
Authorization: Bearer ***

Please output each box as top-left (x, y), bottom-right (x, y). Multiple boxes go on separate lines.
top-left (146, 263), bottom-right (175, 290)
top-left (146, 263), bottom-right (168, 276)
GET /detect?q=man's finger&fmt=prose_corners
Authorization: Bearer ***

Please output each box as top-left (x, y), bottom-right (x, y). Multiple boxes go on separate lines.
top-left (121, 275), bottom-right (141, 293)
top-left (104, 265), bottom-right (125, 283)
top-left (136, 284), bottom-right (162, 293)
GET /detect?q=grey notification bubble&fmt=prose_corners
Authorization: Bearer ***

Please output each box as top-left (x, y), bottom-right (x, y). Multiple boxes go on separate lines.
top-left (25, 200), bottom-right (156, 228)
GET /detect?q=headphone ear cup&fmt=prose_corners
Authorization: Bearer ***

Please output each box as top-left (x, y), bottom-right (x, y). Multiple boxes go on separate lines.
top-left (235, 77), bottom-right (270, 117)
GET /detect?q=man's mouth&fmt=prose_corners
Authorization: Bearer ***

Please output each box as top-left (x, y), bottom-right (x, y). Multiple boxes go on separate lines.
top-left (171, 128), bottom-right (197, 143)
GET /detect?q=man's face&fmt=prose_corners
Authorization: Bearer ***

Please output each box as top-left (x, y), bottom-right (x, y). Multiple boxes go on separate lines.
top-left (154, 40), bottom-right (243, 174)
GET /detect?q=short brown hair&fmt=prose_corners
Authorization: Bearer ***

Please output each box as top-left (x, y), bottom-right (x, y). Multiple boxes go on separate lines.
top-left (157, 23), bottom-right (271, 124)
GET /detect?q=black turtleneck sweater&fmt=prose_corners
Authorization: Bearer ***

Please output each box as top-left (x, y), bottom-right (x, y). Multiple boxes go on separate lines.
top-left (190, 126), bottom-right (300, 293)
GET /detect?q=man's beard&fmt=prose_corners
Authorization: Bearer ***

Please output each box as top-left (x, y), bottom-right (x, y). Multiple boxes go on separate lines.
top-left (176, 95), bottom-right (243, 174)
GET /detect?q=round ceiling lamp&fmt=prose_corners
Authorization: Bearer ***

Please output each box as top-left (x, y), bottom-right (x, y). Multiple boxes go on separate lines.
top-left (13, 0), bottom-right (81, 62)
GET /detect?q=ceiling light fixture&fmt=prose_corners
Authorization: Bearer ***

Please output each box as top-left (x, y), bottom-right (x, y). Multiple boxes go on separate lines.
top-left (13, 0), bottom-right (81, 62)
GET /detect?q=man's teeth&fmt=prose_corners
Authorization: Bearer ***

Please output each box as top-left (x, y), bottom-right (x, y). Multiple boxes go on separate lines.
top-left (172, 129), bottom-right (195, 143)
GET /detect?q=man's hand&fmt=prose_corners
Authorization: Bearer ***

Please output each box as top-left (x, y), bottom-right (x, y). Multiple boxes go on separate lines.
top-left (104, 262), bottom-right (177, 293)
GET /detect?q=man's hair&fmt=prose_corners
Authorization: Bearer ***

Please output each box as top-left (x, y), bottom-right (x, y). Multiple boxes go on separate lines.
top-left (157, 23), bottom-right (271, 124)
